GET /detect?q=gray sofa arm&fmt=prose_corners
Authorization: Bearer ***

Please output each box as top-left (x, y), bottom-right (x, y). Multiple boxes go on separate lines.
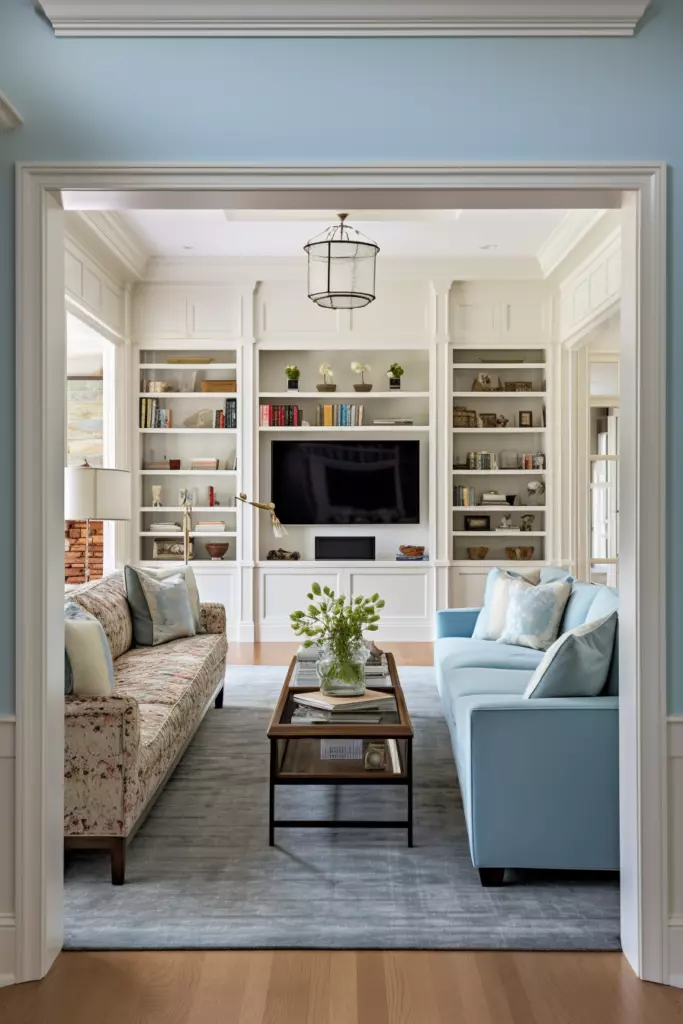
top-left (200, 602), bottom-right (226, 635)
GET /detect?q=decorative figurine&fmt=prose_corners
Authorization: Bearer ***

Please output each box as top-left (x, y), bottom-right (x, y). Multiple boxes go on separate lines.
top-left (151, 485), bottom-right (163, 508)
top-left (521, 514), bottom-right (535, 531)
top-left (496, 414), bottom-right (509, 428)
top-left (526, 480), bottom-right (546, 505)
top-left (266, 548), bottom-right (300, 560)
top-left (499, 513), bottom-right (513, 530)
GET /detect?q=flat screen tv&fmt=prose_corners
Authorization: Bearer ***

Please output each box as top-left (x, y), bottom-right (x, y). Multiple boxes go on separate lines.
top-left (271, 440), bottom-right (420, 526)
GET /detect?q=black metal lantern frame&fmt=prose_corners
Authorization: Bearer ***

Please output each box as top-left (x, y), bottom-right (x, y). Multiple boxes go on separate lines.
top-left (304, 213), bottom-right (379, 310)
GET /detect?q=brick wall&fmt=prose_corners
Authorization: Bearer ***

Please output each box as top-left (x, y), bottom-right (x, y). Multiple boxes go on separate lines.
top-left (65, 520), bottom-right (104, 584)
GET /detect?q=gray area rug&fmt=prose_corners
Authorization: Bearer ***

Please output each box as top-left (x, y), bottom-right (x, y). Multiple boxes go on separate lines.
top-left (64, 666), bottom-right (620, 950)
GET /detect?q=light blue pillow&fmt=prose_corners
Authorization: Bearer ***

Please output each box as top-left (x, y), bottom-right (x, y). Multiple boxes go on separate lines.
top-left (124, 566), bottom-right (196, 646)
top-left (472, 566), bottom-right (541, 641)
top-left (64, 601), bottom-right (115, 696)
top-left (524, 612), bottom-right (618, 698)
top-left (539, 566), bottom-right (574, 584)
top-left (497, 577), bottom-right (572, 651)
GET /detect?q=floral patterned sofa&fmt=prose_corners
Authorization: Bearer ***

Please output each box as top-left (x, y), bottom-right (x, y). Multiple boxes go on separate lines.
top-left (64, 571), bottom-right (227, 884)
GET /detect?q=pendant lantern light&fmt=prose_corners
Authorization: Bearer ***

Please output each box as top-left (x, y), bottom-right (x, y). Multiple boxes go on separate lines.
top-left (304, 213), bottom-right (379, 309)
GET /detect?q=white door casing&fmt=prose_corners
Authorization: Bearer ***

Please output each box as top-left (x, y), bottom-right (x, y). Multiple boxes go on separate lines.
top-left (13, 163), bottom-right (666, 986)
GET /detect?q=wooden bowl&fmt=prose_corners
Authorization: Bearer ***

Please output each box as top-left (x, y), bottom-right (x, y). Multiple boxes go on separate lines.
top-left (505, 546), bottom-right (535, 561)
top-left (467, 546), bottom-right (489, 560)
top-left (206, 542), bottom-right (230, 560)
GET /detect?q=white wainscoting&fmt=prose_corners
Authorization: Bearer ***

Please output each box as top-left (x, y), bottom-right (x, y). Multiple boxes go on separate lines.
top-left (65, 236), bottom-right (126, 339)
top-left (191, 565), bottom-right (240, 642)
top-left (668, 717), bottom-right (683, 986)
top-left (255, 562), bottom-right (433, 641)
top-left (0, 717), bottom-right (15, 987)
top-left (559, 230), bottom-right (621, 347)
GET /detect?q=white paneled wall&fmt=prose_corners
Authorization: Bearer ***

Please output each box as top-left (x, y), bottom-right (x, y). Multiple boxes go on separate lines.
top-left (0, 719), bottom-right (14, 986)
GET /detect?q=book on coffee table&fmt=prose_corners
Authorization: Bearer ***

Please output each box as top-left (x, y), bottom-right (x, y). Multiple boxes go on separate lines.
top-left (292, 689), bottom-right (394, 713)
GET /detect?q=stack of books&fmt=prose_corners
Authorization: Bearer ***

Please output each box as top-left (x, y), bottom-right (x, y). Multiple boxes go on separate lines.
top-left (191, 458), bottom-right (219, 471)
top-left (290, 689), bottom-right (394, 725)
top-left (260, 404), bottom-right (303, 426)
top-left (214, 399), bottom-right (237, 428)
top-left (149, 522), bottom-right (181, 533)
top-left (194, 521), bottom-right (227, 533)
top-left (315, 404), bottom-right (365, 427)
top-left (201, 379), bottom-right (237, 393)
top-left (372, 417), bottom-right (414, 426)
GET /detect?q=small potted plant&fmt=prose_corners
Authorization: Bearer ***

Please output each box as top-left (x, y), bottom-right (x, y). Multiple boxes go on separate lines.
top-left (351, 361), bottom-right (373, 392)
top-left (290, 583), bottom-right (385, 696)
top-left (285, 364), bottom-right (300, 391)
top-left (317, 363), bottom-right (336, 392)
top-left (387, 361), bottom-right (404, 390)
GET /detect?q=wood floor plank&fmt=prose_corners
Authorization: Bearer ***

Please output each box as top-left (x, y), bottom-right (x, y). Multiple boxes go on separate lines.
top-left (227, 642), bottom-right (434, 667)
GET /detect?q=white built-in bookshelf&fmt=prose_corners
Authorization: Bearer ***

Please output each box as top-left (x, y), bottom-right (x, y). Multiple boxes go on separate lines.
top-left (451, 348), bottom-right (549, 565)
top-left (134, 349), bottom-right (240, 566)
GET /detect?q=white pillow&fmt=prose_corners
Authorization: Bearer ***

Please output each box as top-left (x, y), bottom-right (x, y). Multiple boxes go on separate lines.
top-left (524, 612), bottom-right (618, 698)
top-left (64, 602), bottom-right (115, 696)
top-left (472, 567), bottom-right (541, 641)
top-left (497, 577), bottom-right (572, 652)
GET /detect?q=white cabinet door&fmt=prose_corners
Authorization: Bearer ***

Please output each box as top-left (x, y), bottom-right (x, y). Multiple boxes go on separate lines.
top-left (188, 287), bottom-right (243, 340)
top-left (135, 286), bottom-right (188, 340)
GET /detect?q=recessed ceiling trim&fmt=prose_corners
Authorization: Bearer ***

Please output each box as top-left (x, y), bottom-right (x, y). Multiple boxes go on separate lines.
top-left (37, 1), bottom-right (652, 37)
top-left (0, 92), bottom-right (22, 132)
top-left (537, 209), bottom-right (607, 277)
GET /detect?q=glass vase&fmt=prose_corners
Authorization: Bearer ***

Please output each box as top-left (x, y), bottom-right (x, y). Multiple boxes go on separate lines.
top-left (316, 644), bottom-right (370, 697)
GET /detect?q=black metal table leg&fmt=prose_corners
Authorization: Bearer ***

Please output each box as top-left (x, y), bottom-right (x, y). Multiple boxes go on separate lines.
top-left (269, 739), bottom-right (276, 846)
top-left (407, 739), bottom-right (414, 847)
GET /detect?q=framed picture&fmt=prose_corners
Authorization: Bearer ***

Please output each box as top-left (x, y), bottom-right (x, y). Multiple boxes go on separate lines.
top-left (519, 411), bottom-right (533, 427)
top-left (478, 412), bottom-right (498, 428)
top-left (66, 374), bottom-right (104, 467)
top-left (152, 538), bottom-right (193, 560)
top-left (464, 515), bottom-right (491, 531)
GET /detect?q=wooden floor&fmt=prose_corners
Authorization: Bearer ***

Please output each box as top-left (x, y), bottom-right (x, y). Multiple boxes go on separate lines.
top-left (3, 950), bottom-right (683, 1023)
top-left (4, 643), bottom-right (681, 1021)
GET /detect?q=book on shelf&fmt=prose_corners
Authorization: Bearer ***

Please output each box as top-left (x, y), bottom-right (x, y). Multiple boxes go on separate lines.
top-left (195, 522), bottom-right (226, 532)
top-left (290, 707), bottom-right (382, 725)
top-left (314, 404), bottom-right (364, 427)
top-left (200, 379), bottom-right (237, 393)
top-left (139, 398), bottom-right (172, 429)
top-left (149, 522), bottom-right (181, 532)
top-left (454, 486), bottom-right (477, 507)
top-left (260, 404), bottom-right (302, 427)
top-left (190, 458), bottom-right (220, 471)
top-left (292, 689), bottom-right (393, 713)
top-left (395, 554), bottom-right (429, 561)
top-left (372, 418), bottom-right (414, 426)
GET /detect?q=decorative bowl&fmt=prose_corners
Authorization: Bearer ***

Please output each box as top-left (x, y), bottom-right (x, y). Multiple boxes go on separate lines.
top-left (505, 546), bottom-right (535, 560)
top-left (399, 545), bottom-right (425, 557)
top-left (467, 546), bottom-right (489, 560)
top-left (206, 543), bottom-right (230, 560)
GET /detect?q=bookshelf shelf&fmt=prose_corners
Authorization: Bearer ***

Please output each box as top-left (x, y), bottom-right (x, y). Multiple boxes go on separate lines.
top-left (452, 505), bottom-right (544, 512)
top-left (453, 427), bottom-right (546, 434)
top-left (452, 363), bottom-right (546, 370)
top-left (138, 392), bottom-right (238, 399)
top-left (139, 428), bottom-right (237, 434)
top-left (452, 469), bottom-right (546, 475)
top-left (258, 391), bottom-right (429, 399)
top-left (139, 531), bottom-right (238, 539)
top-left (452, 391), bottom-right (547, 398)
top-left (139, 362), bottom-right (237, 370)
top-left (452, 530), bottom-right (546, 537)
top-left (139, 469), bottom-right (237, 476)
top-left (140, 506), bottom-right (236, 512)
top-left (258, 425), bottom-right (430, 433)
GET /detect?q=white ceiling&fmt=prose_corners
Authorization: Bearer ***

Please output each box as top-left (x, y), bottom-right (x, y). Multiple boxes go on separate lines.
top-left (66, 313), bottom-right (109, 357)
top-left (116, 208), bottom-right (573, 260)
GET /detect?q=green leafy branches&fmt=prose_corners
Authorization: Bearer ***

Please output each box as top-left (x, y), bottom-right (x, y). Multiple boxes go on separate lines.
top-left (290, 582), bottom-right (385, 661)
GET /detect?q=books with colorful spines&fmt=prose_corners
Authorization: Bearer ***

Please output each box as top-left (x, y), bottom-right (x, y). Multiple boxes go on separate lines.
top-left (323, 404), bottom-right (333, 427)
top-left (292, 689), bottom-right (394, 713)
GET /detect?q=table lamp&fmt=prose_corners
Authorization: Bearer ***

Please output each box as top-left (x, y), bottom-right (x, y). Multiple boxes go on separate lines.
top-left (65, 462), bottom-right (131, 582)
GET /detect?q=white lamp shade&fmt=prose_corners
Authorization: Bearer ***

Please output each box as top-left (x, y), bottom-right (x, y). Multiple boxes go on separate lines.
top-left (65, 467), bottom-right (131, 521)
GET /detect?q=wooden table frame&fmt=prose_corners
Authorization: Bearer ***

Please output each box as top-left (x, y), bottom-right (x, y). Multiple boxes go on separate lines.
top-left (266, 653), bottom-right (414, 846)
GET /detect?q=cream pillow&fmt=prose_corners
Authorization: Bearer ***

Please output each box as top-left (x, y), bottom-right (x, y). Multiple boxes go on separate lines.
top-left (472, 567), bottom-right (541, 642)
top-left (64, 601), bottom-right (115, 696)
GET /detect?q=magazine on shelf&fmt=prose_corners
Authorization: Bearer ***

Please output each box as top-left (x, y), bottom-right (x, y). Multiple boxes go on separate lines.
top-left (292, 689), bottom-right (393, 713)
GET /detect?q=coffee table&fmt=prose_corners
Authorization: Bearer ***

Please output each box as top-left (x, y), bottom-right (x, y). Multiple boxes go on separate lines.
top-left (267, 653), bottom-right (414, 846)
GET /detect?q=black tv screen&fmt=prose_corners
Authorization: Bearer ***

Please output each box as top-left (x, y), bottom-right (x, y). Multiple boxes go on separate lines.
top-left (271, 440), bottom-right (420, 525)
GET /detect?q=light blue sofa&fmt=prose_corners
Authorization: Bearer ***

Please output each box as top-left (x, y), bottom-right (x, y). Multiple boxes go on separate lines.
top-left (435, 570), bottom-right (619, 886)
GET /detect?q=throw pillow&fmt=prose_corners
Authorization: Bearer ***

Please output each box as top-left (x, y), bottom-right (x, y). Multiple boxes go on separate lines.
top-left (524, 612), bottom-right (618, 698)
top-left (124, 564), bottom-right (204, 635)
top-left (64, 602), bottom-right (115, 696)
top-left (497, 577), bottom-right (572, 652)
top-left (472, 567), bottom-right (542, 642)
top-left (65, 650), bottom-right (74, 695)
top-left (124, 566), bottom-right (196, 646)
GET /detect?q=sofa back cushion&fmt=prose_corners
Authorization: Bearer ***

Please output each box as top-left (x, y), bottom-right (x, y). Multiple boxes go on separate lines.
top-left (67, 571), bottom-right (133, 661)
top-left (560, 581), bottom-right (600, 631)
top-left (559, 581), bottom-right (620, 694)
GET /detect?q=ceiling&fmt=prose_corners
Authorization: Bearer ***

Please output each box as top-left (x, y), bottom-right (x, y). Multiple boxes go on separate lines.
top-left (116, 208), bottom-right (574, 260)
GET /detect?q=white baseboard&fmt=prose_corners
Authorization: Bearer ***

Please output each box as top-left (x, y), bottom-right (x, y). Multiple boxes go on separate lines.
top-left (668, 917), bottom-right (683, 988)
top-left (0, 914), bottom-right (15, 987)
top-left (237, 621), bottom-right (255, 643)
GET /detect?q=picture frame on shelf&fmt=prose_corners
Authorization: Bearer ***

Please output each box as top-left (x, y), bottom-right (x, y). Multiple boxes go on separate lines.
top-left (152, 538), bottom-right (193, 560)
top-left (519, 411), bottom-right (533, 427)
top-left (478, 412), bottom-right (498, 428)
top-left (464, 515), bottom-right (491, 532)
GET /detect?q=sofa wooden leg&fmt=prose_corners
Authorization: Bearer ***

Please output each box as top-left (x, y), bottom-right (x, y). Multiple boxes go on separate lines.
top-left (111, 839), bottom-right (126, 885)
top-left (214, 684), bottom-right (225, 709)
top-left (479, 867), bottom-right (505, 887)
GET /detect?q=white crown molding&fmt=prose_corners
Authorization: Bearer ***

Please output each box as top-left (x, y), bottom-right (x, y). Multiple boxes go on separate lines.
top-left (37, 1), bottom-right (652, 37)
top-left (77, 212), bottom-right (150, 280)
top-left (0, 93), bottom-right (22, 133)
top-left (537, 209), bottom-right (607, 277)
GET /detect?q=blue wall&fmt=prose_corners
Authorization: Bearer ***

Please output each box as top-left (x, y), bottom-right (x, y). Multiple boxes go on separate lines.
top-left (1, 0), bottom-right (681, 713)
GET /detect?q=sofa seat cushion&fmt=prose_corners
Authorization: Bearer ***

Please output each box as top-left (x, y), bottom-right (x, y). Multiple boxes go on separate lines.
top-left (439, 667), bottom-right (534, 723)
top-left (68, 571), bottom-right (133, 660)
top-left (435, 636), bottom-right (544, 674)
top-left (114, 633), bottom-right (227, 706)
